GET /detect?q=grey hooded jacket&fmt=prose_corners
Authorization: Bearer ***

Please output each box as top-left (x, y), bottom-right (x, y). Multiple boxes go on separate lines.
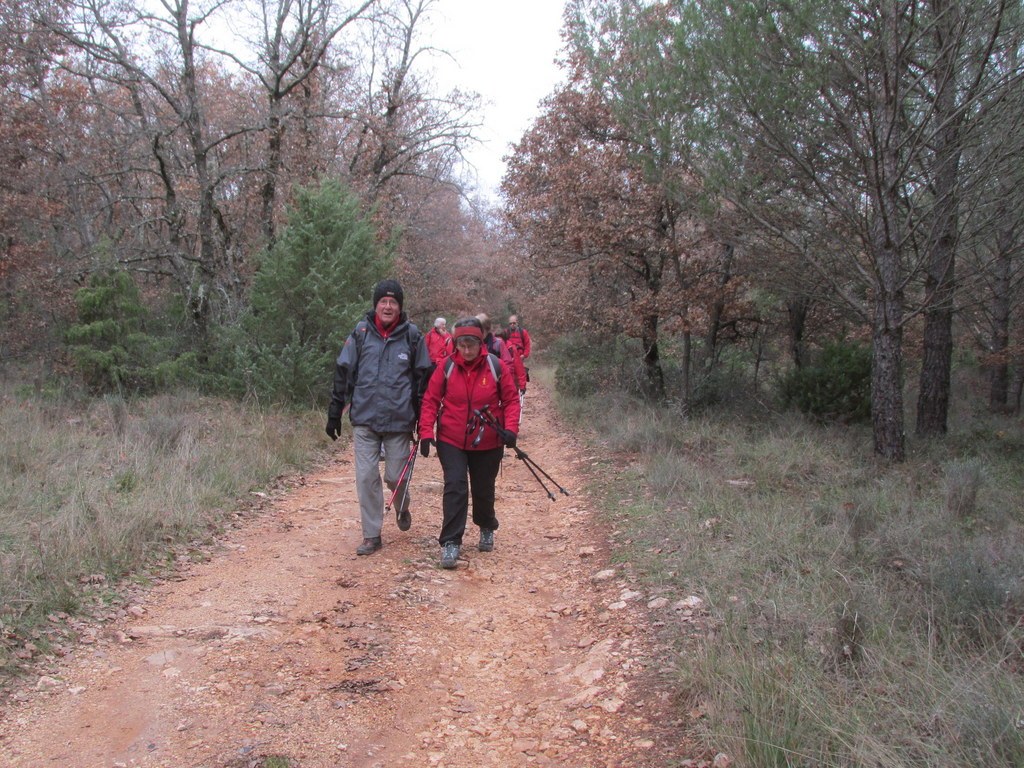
top-left (329, 311), bottom-right (431, 433)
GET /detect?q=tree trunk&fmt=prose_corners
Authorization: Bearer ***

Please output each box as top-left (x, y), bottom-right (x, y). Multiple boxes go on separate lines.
top-left (869, 4), bottom-right (907, 462)
top-left (786, 296), bottom-right (810, 368)
top-left (916, 3), bottom-right (961, 437)
top-left (870, 225), bottom-right (906, 461)
top-left (915, 241), bottom-right (955, 435)
top-left (872, 313), bottom-right (905, 462)
top-left (262, 108), bottom-right (284, 246)
top-left (703, 243), bottom-right (734, 374)
top-left (681, 329), bottom-right (691, 415)
top-left (1010, 360), bottom-right (1024, 416)
top-left (987, 230), bottom-right (1013, 411)
top-left (640, 312), bottom-right (665, 400)
top-left (870, 202), bottom-right (906, 459)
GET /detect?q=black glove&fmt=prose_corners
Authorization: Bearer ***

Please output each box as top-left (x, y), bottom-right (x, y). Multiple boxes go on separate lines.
top-left (502, 431), bottom-right (517, 449)
top-left (420, 438), bottom-right (433, 457)
top-left (326, 417), bottom-right (341, 441)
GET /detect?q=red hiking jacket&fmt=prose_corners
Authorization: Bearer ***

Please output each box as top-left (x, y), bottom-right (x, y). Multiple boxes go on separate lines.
top-left (419, 351), bottom-right (521, 451)
top-left (506, 327), bottom-right (531, 359)
top-left (506, 342), bottom-right (528, 392)
top-left (425, 327), bottom-right (453, 364)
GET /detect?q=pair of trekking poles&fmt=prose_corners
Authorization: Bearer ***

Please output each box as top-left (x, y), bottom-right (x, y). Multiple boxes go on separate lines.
top-left (385, 404), bottom-right (569, 511)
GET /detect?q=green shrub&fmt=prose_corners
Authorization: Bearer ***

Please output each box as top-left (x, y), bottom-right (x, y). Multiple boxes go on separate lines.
top-left (66, 270), bottom-right (197, 395)
top-left (552, 332), bottom-right (645, 398)
top-left (226, 180), bottom-right (392, 406)
top-left (779, 341), bottom-right (871, 423)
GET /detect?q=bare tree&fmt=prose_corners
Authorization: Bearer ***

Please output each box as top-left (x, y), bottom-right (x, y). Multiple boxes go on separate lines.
top-left (203, 0), bottom-right (377, 244)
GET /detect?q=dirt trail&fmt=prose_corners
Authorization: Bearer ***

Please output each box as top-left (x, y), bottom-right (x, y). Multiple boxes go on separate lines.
top-left (0, 380), bottom-right (693, 767)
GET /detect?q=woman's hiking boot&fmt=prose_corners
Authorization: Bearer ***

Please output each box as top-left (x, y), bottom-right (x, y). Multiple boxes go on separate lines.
top-left (440, 542), bottom-right (460, 569)
top-left (478, 529), bottom-right (494, 552)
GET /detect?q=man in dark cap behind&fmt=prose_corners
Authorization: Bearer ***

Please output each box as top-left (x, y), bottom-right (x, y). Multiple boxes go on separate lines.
top-left (326, 279), bottom-right (432, 555)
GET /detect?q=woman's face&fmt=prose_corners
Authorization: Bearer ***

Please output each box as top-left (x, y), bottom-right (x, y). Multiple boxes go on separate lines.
top-left (456, 337), bottom-right (481, 362)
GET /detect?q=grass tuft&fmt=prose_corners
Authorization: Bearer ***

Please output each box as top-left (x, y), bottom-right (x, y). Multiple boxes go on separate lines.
top-left (944, 458), bottom-right (984, 521)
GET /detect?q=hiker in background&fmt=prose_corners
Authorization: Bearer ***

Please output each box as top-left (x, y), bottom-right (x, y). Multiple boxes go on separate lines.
top-left (505, 314), bottom-right (532, 394)
top-left (476, 313), bottom-right (514, 368)
top-left (418, 317), bottom-right (521, 569)
top-left (425, 316), bottom-right (453, 372)
top-left (326, 279), bottom-right (432, 556)
top-left (505, 315), bottom-right (532, 361)
top-left (480, 312), bottom-right (526, 400)
top-left (497, 326), bottom-right (528, 397)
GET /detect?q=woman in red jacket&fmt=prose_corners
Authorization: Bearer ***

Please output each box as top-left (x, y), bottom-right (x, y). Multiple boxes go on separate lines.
top-left (418, 317), bottom-right (521, 568)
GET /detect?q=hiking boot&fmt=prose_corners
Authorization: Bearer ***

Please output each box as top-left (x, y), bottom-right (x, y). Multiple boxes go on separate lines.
top-left (396, 507), bottom-right (412, 531)
top-left (356, 537), bottom-right (382, 556)
top-left (478, 528), bottom-right (494, 552)
top-left (440, 542), bottom-right (460, 569)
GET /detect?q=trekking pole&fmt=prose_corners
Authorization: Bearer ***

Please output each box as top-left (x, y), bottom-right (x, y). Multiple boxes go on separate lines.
top-left (473, 407), bottom-right (570, 499)
top-left (386, 439), bottom-right (419, 512)
top-left (477, 406), bottom-right (567, 496)
top-left (394, 446), bottom-right (417, 515)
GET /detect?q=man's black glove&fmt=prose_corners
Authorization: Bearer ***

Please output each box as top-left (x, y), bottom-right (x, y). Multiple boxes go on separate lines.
top-left (502, 430), bottom-right (517, 449)
top-left (420, 438), bottom-right (433, 457)
top-left (326, 417), bottom-right (342, 441)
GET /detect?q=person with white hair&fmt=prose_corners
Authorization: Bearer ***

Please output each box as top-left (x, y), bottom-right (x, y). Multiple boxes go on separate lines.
top-left (425, 315), bottom-right (453, 369)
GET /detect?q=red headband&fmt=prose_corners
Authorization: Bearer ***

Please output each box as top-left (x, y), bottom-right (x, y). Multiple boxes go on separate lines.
top-left (453, 326), bottom-right (483, 342)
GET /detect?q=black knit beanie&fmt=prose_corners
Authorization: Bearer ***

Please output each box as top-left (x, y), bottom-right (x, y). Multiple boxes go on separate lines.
top-left (372, 279), bottom-right (404, 310)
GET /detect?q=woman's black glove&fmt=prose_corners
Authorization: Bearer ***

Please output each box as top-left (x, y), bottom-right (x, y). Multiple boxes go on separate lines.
top-left (420, 438), bottom-right (433, 457)
top-left (502, 431), bottom-right (517, 448)
top-left (326, 417), bottom-right (342, 441)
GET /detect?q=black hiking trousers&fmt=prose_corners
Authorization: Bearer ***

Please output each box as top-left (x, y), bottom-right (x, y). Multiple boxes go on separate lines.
top-left (435, 441), bottom-right (503, 546)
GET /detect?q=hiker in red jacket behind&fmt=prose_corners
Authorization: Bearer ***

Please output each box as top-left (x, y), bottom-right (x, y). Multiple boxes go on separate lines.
top-left (425, 316), bottom-right (453, 368)
top-left (418, 316), bottom-right (521, 569)
top-left (497, 328), bottom-right (529, 395)
top-left (505, 315), bottom-right (532, 360)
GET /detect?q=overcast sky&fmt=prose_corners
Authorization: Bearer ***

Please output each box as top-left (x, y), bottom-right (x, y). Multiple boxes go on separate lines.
top-left (426, 0), bottom-right (568, 199)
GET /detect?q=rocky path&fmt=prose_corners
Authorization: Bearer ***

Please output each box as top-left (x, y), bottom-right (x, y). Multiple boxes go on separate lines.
top-left (0, 380), bottom-right (694, 767)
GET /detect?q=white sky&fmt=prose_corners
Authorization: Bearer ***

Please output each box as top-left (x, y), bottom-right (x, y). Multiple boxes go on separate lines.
top-left (425, 0), bottom-right (568, 199)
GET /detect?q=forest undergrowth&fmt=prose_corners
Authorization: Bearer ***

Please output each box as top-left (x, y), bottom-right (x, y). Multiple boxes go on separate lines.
top-left (555, 367), bottom-right (1024, 766)
top-left (0, 380), bottom-right (325, 680)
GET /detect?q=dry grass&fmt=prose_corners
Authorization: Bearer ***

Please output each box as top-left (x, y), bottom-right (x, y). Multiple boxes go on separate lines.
top-left (0, 384), bottom-right (326, 677)
top-left (559, 373), bottom-right (1024, 767)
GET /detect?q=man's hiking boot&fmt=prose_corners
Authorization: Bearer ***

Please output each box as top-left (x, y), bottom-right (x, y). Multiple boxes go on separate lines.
top-left (356, 537), bottom-right (382, 555)
top-left (440, 542), bottom-right (460, 569)
top-left (478, 528), bottom-right (494, 552)
top-left (396, 507), bottom-right (412, 531)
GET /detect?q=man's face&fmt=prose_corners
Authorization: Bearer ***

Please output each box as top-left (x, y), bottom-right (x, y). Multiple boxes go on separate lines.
top-left (376, 296), bottom-right (400, 325)
top-left (508, 316), bottom-right (519, 328)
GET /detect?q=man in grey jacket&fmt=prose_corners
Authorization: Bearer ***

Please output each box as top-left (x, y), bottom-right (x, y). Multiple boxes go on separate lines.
top-left (326, 279), bottom-right (432, 555)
